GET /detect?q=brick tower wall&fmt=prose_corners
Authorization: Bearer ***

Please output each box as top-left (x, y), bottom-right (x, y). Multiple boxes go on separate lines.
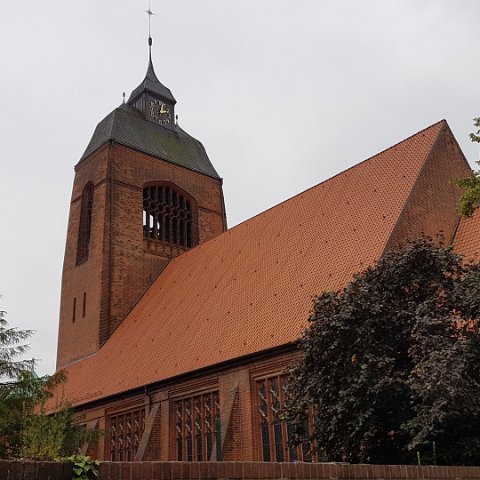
top-left (57, 143), bottom-right (226, 368)
top-left (106, 144), bottom-right (226, 340)
top-left (57, 147), bottom-right (110, 368)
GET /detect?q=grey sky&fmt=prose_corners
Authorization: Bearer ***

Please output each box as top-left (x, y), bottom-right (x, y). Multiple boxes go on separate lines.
top-left (1, 0), bottom-right (479, 376)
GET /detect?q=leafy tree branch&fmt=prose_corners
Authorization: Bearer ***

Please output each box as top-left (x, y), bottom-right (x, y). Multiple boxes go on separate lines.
top-left (456, 117), bottom-right (480, 217)
top-left (284, 238), bottom-right (480, 465)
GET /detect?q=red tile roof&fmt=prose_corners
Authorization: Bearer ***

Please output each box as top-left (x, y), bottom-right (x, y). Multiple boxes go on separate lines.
top-left (454, 209), bottom-right (480, 260)
top-left (58, 120), bottom-right (447, 406)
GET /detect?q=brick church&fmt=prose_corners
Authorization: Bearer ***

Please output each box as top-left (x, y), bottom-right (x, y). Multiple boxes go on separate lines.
top-left (54, 39), bottom-right (480, 462)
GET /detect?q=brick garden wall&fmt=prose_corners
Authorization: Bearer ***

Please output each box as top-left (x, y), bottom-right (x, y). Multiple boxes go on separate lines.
top-left (0, 460), bottom-right (72, 480)
top-left (98, 462), bottom-right (480, 480)
top-left (2, 460), bottom-right (480, 480)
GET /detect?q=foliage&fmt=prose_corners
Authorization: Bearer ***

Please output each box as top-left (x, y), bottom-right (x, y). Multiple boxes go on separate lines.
top-left (0, 370), bottom-right (54, 458)
top-left (0, 301), bottom-right (101, 461)
top-left (0, 303), bottom-right (34, 379)
top-left (21, 404), bottom-right (100, 460)
top-left (0, 370), bottom-right (100, 460)
top-left (283, 238), bottom-right (480, 465)
top-left (456, 117), bottom-right (480, 217)
top-left (59, 455), bottom-right (99, 480)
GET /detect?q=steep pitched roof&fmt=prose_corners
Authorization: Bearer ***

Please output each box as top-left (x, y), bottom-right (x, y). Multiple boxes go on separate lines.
top-left (78, 104), bottom-right (220, 179)
top-left (454, 210), bottom-right (480, 260)
top-left (128, 58), bottom-right (176, 105)
top-left (60, 121), bottom-right (446, 407)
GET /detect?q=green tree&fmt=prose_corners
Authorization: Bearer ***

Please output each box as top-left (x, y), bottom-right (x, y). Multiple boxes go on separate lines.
top-left (0, 370), bottom-right (100, 460)
top-left (0, 370), bottom-right (58, 458)
top-left (456, 117), bottom-right (480, 217)
top-left (0, 303), bottom-right (34, 379)
top-left (0, 301), bottom-right (35, 458)
top-left (0, 303), bottom-right (100, 460)
top-left (284, 239), bottom-right (480, 465)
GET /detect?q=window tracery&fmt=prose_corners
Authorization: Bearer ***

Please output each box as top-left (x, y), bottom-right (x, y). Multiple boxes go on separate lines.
top-left (256, 374), bottom-right (317, 462)
top-left (174, 390), bottom-right (220, 461)
top-left (143, 183), bottom-right (196, 249)
top-left (108, 407), bottom-right (145, 461)
top-left (76, 182), bottom-right (94, 264)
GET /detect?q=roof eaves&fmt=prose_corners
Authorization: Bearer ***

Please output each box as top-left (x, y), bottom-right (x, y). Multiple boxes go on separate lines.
top-left (77, 108), bottom-right (119, 164)
top-left (68, 342), bottom-right (298, 409)
top-left (128, 86), bottom-right (177, 106)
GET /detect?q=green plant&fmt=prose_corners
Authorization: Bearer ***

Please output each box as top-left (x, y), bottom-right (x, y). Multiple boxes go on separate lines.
top-left (21, 404), bottom-right (100, 460)
top-left (0, 370), bottom-right (101, 460)
top-left (61, 455), bottom-right (99, 480)
top-left (456, 116), bottom-right (480, 217)
top-left (284, 238), bottom-right (480, 464)
top-left (0, 300), bottom-right (34, 379)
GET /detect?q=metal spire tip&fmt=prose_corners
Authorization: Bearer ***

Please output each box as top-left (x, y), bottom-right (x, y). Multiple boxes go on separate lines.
top-left (144, 2), bottom-right (155, 58)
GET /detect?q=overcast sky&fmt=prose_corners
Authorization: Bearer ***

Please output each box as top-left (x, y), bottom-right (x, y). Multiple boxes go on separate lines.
top-left (1, 0), bottom-right (479, 376)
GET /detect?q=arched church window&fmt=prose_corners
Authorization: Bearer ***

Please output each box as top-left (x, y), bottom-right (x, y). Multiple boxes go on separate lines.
top-left (76, 182), bottom-right (94, 265)
top-left (143, 183), bottom-right (197, 248)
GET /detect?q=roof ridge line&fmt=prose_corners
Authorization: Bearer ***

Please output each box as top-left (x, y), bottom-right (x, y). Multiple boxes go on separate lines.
top-left (380, 121), bottom-right (447, 256)
top-left (155, 120), bottom-right (448, 273)
top-left (364, 119), bottom-right (447, 163)
top-left (220, 119), bottom-right (448, 235)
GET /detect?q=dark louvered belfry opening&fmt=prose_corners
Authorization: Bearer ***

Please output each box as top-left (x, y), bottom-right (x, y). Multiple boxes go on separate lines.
top-left (143, 183), bottom-right (195, 248)
top-left (76, 182), bottom-right (94, 265)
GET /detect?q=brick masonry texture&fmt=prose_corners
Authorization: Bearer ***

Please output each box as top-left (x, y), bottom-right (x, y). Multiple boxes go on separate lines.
top-left (53, 120), bottom-right (479, 462)
top-left (58, 120), bottom-right (469, 407)
top-left (2, 460), bottom-right (480, 480)
top-left (57, 142), bottom-right (226, 368)
top-left (97, 462), bottom-right (480, 480)
top-left (74, 349), bottom-right (296, 462)
top-left (0, 460), bottom-right (72, 480)
top-left (386, 124), bottom-right (471, 250)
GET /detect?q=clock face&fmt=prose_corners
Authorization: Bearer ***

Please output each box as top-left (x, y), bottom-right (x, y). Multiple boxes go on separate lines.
top-left (149, 100), bottom-right (171, 125)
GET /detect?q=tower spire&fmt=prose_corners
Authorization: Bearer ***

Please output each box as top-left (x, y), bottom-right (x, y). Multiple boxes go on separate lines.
top-left (127, 1), bottom-right (176, 112)
top-left (144, 2), bottom-right (155, 61)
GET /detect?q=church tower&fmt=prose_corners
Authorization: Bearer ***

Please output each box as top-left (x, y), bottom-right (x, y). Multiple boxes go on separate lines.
top-left (56, 37), bottom-right (227, 368)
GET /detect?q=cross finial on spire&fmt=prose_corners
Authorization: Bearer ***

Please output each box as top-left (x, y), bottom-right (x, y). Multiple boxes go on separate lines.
top-left (144, 2), bottom-right (155, 58)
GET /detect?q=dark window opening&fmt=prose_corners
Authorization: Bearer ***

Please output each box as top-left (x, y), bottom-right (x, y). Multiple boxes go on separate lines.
top-left (143, 184), bottom-right (196, 248)
top-left (108, 408), bottom-right (145, 461)
top-left (174, 390), bottom-right (220, 461)
top-left (82, 292), bottom-right (87, 318)
top-left (76, 182), bottom-right (94, 265)
top-left (256, 375), bottom-right (318, 462)
top-left (72, 297), bottom-right (76, 323)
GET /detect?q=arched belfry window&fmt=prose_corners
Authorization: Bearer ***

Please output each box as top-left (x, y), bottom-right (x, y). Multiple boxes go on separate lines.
top-left (143, 183), bottom-right (197, 249)
top-left (76, 182), bottom-right (94, 265)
